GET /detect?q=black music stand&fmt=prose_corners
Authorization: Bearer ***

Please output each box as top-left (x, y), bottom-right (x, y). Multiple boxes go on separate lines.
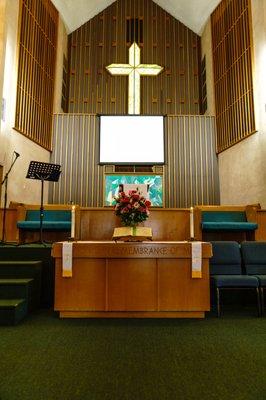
top-left (26, 161), bottom-right (61, 244)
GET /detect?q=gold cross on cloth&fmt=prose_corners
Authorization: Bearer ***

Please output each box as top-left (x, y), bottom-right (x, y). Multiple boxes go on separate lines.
top-left (106, 42), bottom-right (163, 114)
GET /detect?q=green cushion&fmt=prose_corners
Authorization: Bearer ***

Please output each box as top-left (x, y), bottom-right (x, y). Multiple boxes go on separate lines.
top-left (202, 222), bottom-right (258, 231)
top-left (26, 210), bottom-right (71, 221)
top-left (201, 211), bottom-right (258, 232)
top-left (17, 221), bottom-right (71, 230)
top-left (17, 210), bottom-right (71, 231)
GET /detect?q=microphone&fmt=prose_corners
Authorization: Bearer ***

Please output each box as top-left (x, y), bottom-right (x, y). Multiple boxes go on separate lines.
top-left (14, 151), bottom-right (20, 158)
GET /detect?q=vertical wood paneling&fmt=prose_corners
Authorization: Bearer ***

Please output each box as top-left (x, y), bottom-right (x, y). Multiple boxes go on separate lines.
top-left (164, 116), bottom-right (220, 207)
top-left (211, 0), bottom-right (255, 153)
top-left (67, 0), bottom-right (200, 115)
top-left (49, 114), bottom-right (104, 207)
top-left (15, 0), bottom-right (58, 150)
top-left (50, 114), bottom-right (219, 207)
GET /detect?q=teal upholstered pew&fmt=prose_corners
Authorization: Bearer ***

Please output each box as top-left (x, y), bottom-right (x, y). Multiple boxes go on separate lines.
top-left (17, 210), bottom-right (71, 231)
top-left (16, 204), bottom-right (79, 244)
top-left (194, 205), bottom-right (259, 241)
top-left (201, 211), bottom-right (257, 231)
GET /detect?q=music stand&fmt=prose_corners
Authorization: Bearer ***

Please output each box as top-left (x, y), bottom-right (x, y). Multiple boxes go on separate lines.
top-left (26, 161), bottom-right (61, 244)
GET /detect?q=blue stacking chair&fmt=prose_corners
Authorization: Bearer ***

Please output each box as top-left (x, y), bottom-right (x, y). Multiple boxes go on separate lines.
top-left (241, 241), bottom-right (266, 316)
top-left (210, 241), bottom-right (260, 317)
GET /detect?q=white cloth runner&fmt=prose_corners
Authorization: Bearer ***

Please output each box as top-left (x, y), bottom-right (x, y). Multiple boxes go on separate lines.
top-left (191, 242), bottom-right (202, 278)
top-left (62, 242), bottom-right (73, 277)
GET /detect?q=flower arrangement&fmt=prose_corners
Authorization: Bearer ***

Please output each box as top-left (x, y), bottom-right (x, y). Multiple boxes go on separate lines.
top-left (114, 190), bottom-right (151, 227)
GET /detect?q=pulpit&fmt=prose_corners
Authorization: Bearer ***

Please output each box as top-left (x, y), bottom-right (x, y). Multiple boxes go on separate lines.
top-left (52, 241), bottom-right (212, 318)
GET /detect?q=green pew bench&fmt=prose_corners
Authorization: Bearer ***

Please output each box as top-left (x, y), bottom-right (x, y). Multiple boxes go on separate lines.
top-left (194, 205), bottom-right (259, 241)
top-left (201, 211), bottom-right (257, 232)
top-left (16, 205), bottom-right (78, 244)
top-left (17, 210), bottom-right (71, 230)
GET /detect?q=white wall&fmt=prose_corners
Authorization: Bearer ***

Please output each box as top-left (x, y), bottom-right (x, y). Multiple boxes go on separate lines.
top-left (0, 0), bottom-right (6, 108)
top-left (200, 18), bottom-right (216, 116)
top-left (53, 17), bottom-right (68, 114)
top-left (218, 0), bottom-right (266, 207)
top-left (0, 0), bottom-right (68, 207)
top-left (202, 0), bottom-right (266, 207)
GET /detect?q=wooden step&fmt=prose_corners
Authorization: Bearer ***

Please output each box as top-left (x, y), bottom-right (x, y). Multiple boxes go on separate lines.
top-left (0, 246), bottom-right (53, 308)
top-left (0, 261), bottom-right (42, 282)
top-left (0, 299), bottom-right (27, 325)
top-left (0, 261), bottom-right (42, 309)
top-left (0, 278), bottom-right (34, 310)
top-left (0, 260), bottom-right (42, 274)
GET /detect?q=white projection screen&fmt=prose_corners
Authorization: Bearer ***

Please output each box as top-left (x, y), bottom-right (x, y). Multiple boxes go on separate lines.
top-left (99, 115), bottom-right (165, 164)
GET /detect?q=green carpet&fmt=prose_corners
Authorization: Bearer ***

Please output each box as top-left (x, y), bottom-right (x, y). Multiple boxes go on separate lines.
top-left (0, 310), bottom-right (265, 400)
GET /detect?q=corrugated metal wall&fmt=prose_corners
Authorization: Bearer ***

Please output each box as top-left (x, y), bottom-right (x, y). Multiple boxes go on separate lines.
top-left (49, 114), bottom-right (219, 207)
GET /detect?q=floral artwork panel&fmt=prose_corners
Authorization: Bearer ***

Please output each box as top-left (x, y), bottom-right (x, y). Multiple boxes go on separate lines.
top-left (105, 174), bottom-right (163, 207)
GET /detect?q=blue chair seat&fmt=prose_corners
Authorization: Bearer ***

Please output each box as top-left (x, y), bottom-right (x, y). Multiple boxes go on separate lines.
top-left (211, 274), bottom-right (259, 288)
top-left (202, 222), bottom-right (258, 231)
top-left (17, 221), bottom-right (71, 230)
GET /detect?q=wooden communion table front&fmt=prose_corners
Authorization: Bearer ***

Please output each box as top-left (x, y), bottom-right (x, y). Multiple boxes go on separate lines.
top-left (52, 241), bottom-right (212, 318)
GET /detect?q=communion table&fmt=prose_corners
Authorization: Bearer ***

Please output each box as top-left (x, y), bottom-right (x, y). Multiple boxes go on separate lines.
top-left (52, 241), bottom-right (212, 318)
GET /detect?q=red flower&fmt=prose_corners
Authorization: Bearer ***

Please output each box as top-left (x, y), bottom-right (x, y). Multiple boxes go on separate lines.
top-left (113, 189), bottom-right (151, 226)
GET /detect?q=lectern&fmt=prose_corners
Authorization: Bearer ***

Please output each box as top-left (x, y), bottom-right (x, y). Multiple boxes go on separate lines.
top-left (26, 161), bottom-right (61, 243)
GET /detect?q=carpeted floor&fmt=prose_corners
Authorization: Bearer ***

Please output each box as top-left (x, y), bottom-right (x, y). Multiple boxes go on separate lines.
top-left (0, 309), bottom-right (265, 400)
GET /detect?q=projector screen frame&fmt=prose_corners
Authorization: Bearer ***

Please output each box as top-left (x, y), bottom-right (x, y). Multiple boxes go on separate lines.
top-left (98, 114), bottom-right (166, 165)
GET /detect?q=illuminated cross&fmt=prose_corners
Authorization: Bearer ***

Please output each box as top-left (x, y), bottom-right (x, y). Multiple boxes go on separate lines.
top-left (106, 42), bottom-right (163, 114)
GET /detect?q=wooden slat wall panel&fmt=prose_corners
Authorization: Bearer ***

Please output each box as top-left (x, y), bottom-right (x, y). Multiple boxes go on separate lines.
top-left (49, 114), bottom-right (103, 206)
top-left (14, 0), bottom-right (58, 150)
top-left (67, 0), bottom-right (200, 115)
top-left (49, 114), bottom-right (219, 207)
top-left (165, 116), bottom-right (220, 207)
top-left (211, 0), bottom-right (255, 153)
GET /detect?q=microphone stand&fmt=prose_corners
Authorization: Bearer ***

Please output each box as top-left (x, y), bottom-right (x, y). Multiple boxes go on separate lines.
top-left (0, 153), bottom-right (20, 245)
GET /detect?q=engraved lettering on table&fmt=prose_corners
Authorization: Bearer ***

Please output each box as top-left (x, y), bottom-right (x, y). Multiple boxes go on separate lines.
top-left (170, 247), bottom-right (178, 255)
top-left (91, 245), bottom-right (180, 257)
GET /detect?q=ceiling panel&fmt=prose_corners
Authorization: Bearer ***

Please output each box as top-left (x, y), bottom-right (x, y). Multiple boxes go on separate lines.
top-left (51, 0), bottom-right (221, 35)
